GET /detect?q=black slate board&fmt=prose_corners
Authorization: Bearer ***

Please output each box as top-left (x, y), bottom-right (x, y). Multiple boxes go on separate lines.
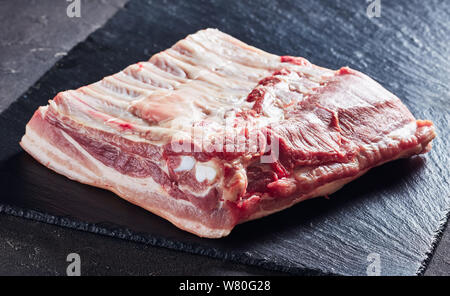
top-left (1, 0), bottom-right (449, 275)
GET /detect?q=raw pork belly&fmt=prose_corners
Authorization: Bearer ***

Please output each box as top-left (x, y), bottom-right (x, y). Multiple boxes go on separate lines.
top-left (20, 29), bottom-right (436, 238)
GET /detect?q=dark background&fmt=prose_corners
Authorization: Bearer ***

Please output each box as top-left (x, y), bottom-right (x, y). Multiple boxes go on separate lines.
top-left (0, 0), bottom-right (448, 275)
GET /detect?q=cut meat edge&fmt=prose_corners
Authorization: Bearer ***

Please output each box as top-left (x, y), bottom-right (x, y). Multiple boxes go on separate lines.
top-left (20, 110), bottom-right (235, 238)
top-left (19, 108), bottom-right (435, 238)
top-left (240, 124), bottom-right (435, 223)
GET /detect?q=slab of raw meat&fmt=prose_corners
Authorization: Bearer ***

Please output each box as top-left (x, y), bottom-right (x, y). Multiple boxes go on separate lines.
top-left (20, 29), bottom-right (436, 238)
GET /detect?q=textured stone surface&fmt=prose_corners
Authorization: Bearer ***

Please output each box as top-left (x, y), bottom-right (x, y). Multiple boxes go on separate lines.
top-left (0, 213), bottom-right (281, 276)
top-left (0, 0), bottom-right (449, 275)
top-left (0, 0), bottom-right (128, 112)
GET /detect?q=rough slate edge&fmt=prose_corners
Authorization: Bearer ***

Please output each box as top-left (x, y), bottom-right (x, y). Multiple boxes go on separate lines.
top-left (0, 205), bottom-right (326, 276)
top-left (0, 173), bottom-right (446, 276)
top-left (0, 0), bottom-right (449, 276)
top-left (418, 210), bottom-right (450, 275)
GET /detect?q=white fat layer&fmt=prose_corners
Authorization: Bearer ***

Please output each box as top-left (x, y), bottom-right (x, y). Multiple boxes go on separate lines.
top-left (174, 155), bottom-right (196, 172)
top-left (24, 126), bottom-right (171, 201)
top-left (24, 126), bottom-right (196, 207)
top-left (21, 127), bottom-right (231, 238)
top-left (39, 105), bottom-right (49, 116)
top-left (22, 127), bottom-right (95, 184)
top-left (387, 121), bottom-right (416, 140)
top-left (195, 163), bottom-right (217, 183)
top-left (58, 129), bottom-right (171, 198)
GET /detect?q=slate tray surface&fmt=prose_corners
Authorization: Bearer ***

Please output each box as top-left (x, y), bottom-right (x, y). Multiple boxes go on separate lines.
top-left (0, 0), bottom-right (449, 275)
